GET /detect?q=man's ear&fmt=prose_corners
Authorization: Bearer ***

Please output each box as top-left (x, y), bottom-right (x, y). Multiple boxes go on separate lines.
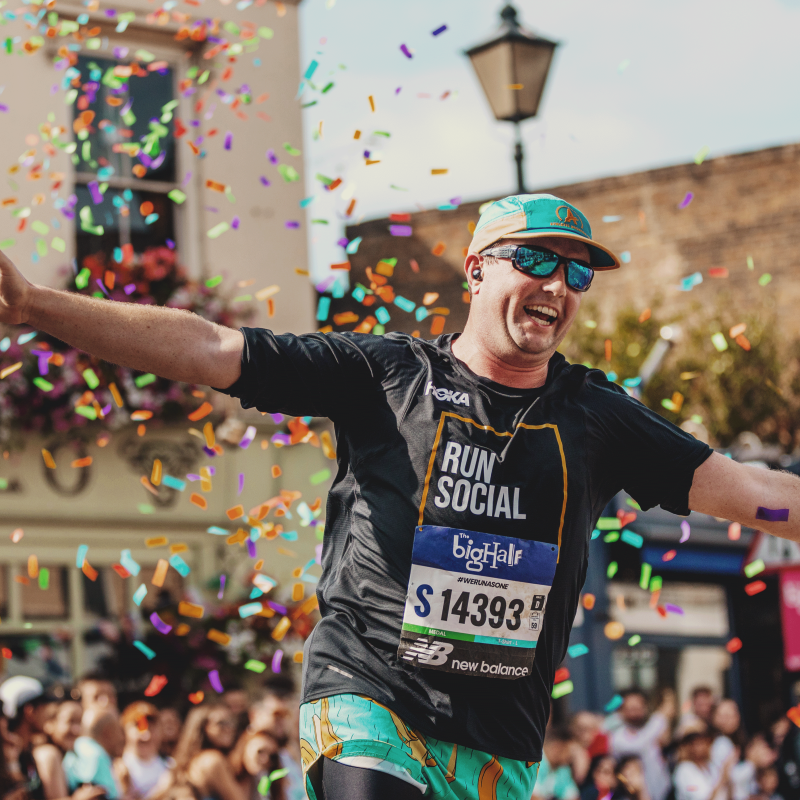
top-left (464, 253), bottom-right (483, 296)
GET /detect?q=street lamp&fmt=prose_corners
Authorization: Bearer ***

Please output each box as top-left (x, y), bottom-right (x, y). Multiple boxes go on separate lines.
top-left (466, 4), bottom-right (558, 194)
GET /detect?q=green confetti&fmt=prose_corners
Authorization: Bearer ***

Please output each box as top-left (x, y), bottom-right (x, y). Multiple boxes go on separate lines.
top-left (639, 562), bottom-right (652, 589)
top-left (603, 532), bottom-right (620, 543)
top-left (244, 659), bottom-right (267, 673)
top-left (759, 273), bottom-right (772, 286)
top-left (168, 188), bottom-right (187, 204)
top-left (649, 575), bottom-right (663, 592)
top-left (744, 558), bottom-right (765, 578)
top-left (31, 220), bottom-right (49, 235)
top-left (309, 468), bottom-right (331, 485)
top-left (628, 634), bottom-right (641, 646)
top-left (257, 26), bottom-right (274, 39)
top-left (51, 237), bottom-right (66, 253)
top-left (597, 517), bottom-right (621, 530)
top-left (205, 275), bottom-right (223, 288)
top-left (138, 504), bottom-right (155, 514)
top-left (75, 405), bottom-right (97, 420)
top-left (747, 255), bottom-right (754, 270)
top-left (135, 49), bottom-right (155, 62)
top-left (551, 680), bottom-right (574, 699)
top-left (36, 239), bottom-right (48, 257)
top-left (694, 145), bottom-right (710, 165)
top-left (283, 143), bottom-right (301, 156)
top-left (75, 267), bottom-right (90, 289)
top-left (198, 70), bottom-right (210, 84)
top-left (607, 561), bottom-right (618, 579)
top-left (711, 332), bottom-right (728, 352)
top-left (0, 238), bottom-right (15, 249)
top-left (33, 377), bottom-right (54, 392)
top-left (278, 164), bottom-right (299, 183)
top-left (134, 373), bottom-right (157, 388)
top-left (83, 369), bottom-right (99, 389)
top-left (38, 568), bottom-right (49, 590)
top-left (207, 222), bottom-right (230, 239)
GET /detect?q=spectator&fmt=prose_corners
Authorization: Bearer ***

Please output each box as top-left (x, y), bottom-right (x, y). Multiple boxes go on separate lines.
top-left (712, 701), bottom-right (745, 772)
top-left (116, 702), bottom-right (168, 799)
top-left (610, 690), bottom-right (676, 800)
top-left (532, 727), bottom-right (580, 800)
top-left (678, 689), bottom-right (716, 737)
top-left (581, 755), bottom-right (618, 800)
top-left (166, 704), bottom-right (244, 800)
top-left (228, 731), bottom-right (285, 800)
top-left (157, 711), bottom-right (181, 760)
top-left (734, 735), bottom-right (777, 800)
top-left (573, 712), bottom-right (610, 759)
top-left (753, 766), bottom-right (783, 800)
top-left (614, 756), bottom-right (651, 800)
top-left (63, 709), bottom-right (124, 799)
top-left (33, 700), bottom-right (82, 799)
top-left (221, 687), bottom-right (249, 742)
top-left (673, 730), bottom-right (734, 800)
top-left (76, 677), bottom-right (116, 716)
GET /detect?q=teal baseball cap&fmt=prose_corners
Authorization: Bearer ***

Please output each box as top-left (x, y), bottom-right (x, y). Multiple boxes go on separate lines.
top-left (468, 193), bottom-right (620, 270)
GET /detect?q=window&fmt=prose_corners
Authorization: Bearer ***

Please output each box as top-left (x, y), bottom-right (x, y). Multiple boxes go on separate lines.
top-left (71, 54), bottom-right (178, 271)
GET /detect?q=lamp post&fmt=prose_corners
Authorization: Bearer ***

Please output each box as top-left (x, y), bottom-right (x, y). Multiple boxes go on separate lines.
top-left (466, 4), bottom-right (558, 194)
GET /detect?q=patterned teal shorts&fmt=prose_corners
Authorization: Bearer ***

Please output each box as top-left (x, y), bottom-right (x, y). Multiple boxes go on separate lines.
top-left (299, 694), bottom-right (539, 799)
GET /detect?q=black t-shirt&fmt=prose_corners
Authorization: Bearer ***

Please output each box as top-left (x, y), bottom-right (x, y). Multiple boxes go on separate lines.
top-left (217, 329), bottom-right (712, 761)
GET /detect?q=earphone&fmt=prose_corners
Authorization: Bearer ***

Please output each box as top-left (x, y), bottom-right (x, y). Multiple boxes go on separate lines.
top-left (471, 268), bottom-right (483, 280)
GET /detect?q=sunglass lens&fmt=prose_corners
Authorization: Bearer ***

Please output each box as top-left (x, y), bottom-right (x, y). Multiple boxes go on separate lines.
top-left (516, 246), bottom-right (559, 275)
top-left (567, 262), bottom-right (593, 291)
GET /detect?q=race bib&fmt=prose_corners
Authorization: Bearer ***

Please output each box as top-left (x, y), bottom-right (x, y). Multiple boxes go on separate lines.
top-left (398, 525), bottom-right (558, 679)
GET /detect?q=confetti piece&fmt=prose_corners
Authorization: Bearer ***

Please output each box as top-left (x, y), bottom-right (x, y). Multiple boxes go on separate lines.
top-left (368, 95), bottom-right (375, 112)
top-left (432, 24), bottom-right (447, 35)
top-left (694, 145), bottom-right (710, 165)
top-left (726, 637), bottom-right (743, 653)
top-left (144, 675), bottom-right (168, 697)
top-left (150, 611), bottom-right (172, 634)
top-left (272, 616), bottom-right (292, 641)
top-left (604, 694), bottom-right (623, 712)
top-left (27, 555), bottom-right (38, 579)
top-left (728, 523), bottom-right (741, 541)
top-left (178, 601), bottom-right (204, 618)
top-left (679, 192), bottom-right (694, 209)
top-left (663, 550), bottom-right (677, 561)
top-left (218, 574), bottom-right (226, 599)
top-left (224, 132), bottom-right (232, 150)
top-left (679, 520), bottom-right (691, 543)
top-left (152, 559), bottom-right (169, 587)
top-left (121, 550), bottom-right (141, 576)
top-left (169, 554), bottom-right (190, 577)
top-left (744, 558), bottom-right (765, 578)
top-left (431, 169), bottom-right (448, 175)
top-left (39, 569), bottom-right (49, 590)
top-left (757, 507), bottom-right (789, 522)
top-left (207, 222), bottom-right (230, 239)
top-left (745, 580), bottom-right (767, 596)
top-left (208, 669), bottom-right (224, 693)
top-left (0, 362), bottom-right (22, 380)
top-left (568, 643), bottom-right (589, 657)
top-left (582, 593), bottom-right (595, 610)
top-left (133, 641), bottom-right (156, 660)
top-left (190, 493), bottom-right (208, 510)
top-left (11, 529), bottom-right (23, 544)
top-left (399, 44), bottom-right (412, 59)
top-left (711, 332), bottom-right (728, 352)
top-left (227, 504), bottom-right (244, 520)
top-left (41, 449), bottom-right (56, 469)
top-left (551, 680), bottom-right (573, 699)
top-left (665, 603), bottom-right (684, 615)
top-left (310, 468), bottom-right (331, 485)
top-left (604, 621), bottom-right (625, 640)
top-left (239, 601), bottom-right (263, 618)
top-left (133, 584), bottom-right (147, 606)
top-left (621, 530), bottom-right (643, 548)
top-left (639, 563), bottom-right (652, 589)
top-left (272, 466), bottom-right (282, 478)
top-left (188, 691), bottom-right (204, 704)
top-left (207, 629), bottom-right (231, 645)
top-left (607, 561), bottom-right (618, 578)
top-left (759, 273), bottom-right (772, 286)
top-left (76, 544), bottom-right (88, 567)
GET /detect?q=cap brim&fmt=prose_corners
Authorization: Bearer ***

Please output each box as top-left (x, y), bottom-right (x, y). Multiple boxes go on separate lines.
top-left (494, 230), bottom-right (621, 270)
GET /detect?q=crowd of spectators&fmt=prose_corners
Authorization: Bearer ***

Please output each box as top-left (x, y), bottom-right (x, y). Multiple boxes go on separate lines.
top-left (533, 687), bottom-right (795, 800)
top-left (0, 672), bottom-right (305, 800)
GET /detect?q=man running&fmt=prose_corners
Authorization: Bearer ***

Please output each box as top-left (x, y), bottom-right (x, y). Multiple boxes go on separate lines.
top-left (0, 194), bottom-right (796, 800)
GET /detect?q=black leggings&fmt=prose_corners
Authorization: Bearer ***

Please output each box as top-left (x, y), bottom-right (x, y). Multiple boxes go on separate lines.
top-left (319, 756), bottom-right (423, 799)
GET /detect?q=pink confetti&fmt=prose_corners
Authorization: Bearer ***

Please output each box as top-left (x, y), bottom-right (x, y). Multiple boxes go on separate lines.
top-left (150, 612), bottom-right (172, 635)
top-left (679, 520), bottom-right (691, 543)
top-left (679, 192), bottom-right (694, 209)
top-left (208, 669), bottom-right (224, 693)
top-left (217, 574), bottom-right (226, 599)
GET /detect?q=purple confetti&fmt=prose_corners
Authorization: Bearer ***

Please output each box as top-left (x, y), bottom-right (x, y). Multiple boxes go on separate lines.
top-left (88, 181), bottom-right (103, 205)
top-left (269, 413), bottom-right (285, 424)
top-left (202, 446), bottom-right (217, 457)
top-left (390, 224), bottom-right (412, 237)
top-left (166, 239), bottom-right (175, 249)
top-left (224, 132), bottom-right (232, 150)
top-left (208, 669), bottom-right (224, 693)
top-left (679, 192), bottom-right (694, 209)
top-left (31, 350), bottom-right (51, 376)
top-left (51, 84), bottom-right (58, 95)
top-left (231, 216), bottom-right (240, 230)
top-left (267, 600), bottom-right (287, 615)
top-left (432, 24), bottom-right (447, 35)
top-left (217, 574), bottom-right (226, 599)
top-left (665, 604), bottom-right (684, 616)
top-left (239, 427), bottom-right (256, 449)
top-left (182, 172), bottom-right (192, 187)
top-left (259, 176), bottom-right (270, 186)
top-left (756, 507), bottom-right (789, 522)
top-left (238, 473), bottom-right (244, 495)
top-left (113, 46), bottom-right (128, 59)
top-left (363, 150), bottom-right (371, 158)
top-left (123, 283), bottom-right (136, 295)
top-left (399, 43), bottom-right (412, 59)
top-left (95, 278), bottom-right (110, 297)
top-left (0, 105), bottom-right (8, 113)
top-left (247, 539), bottom-right (257, 558)
top-left (395, 87), bottom-right (402, 95)
top-left (315, 543), bottom-right (323, 564)
top-left (267, 149), bottom-right (278, 164)
top-left (150, 612), bottom-right (172, 634)
top-left (101, 404), bottom-right (111, 415)
top-left (285, 220), bottom-right (300, 229)
top-left (679, 520), bottom-right (691, 543)
top-left (104, 8), bottom-right (116, 16)
top-left (271, 649), bottom-right (283, 673)
top-left (272, 432), bottom-right (291, 445)
top-left (336, 237), bottom-right (349, 248)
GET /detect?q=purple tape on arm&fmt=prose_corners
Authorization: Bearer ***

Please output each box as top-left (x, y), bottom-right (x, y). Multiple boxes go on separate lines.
top-left (756, 507), bottom-right (789, 522)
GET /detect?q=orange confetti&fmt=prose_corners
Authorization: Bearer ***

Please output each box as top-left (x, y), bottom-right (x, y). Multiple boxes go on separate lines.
top-left (708, 267), bottom-right (729, 278)
top-left (109, 382), bottom-right (124, 407)
top-left (292, 582), bottom-right (304, 602)
top-left (430, 316), bottom-right (445, 336)
top-left (188, 402), bottom-right (213, 421)
top-left (151, 459), bottom-right (162, 486)
top-left (226, 505), bottom-right (244, 520)
top-left (207, 629), bottom-right (231, 646)
top-left (582, 593), bottom-right (596, 610)
top-left (431, 242), bottom-right (446, 256)
top-left (152, 559), bottom-right (169, 587)
top-left (271, 616), bottom-right (292, 641)
top-left (71, 456), bottom-right (92, 468)
top-left (131, 410), bottom-right (153, 421)
top-left (604, 339), bottom-right (612, 362)
top-left (745, 580), bottom-right (767, 596)
top-left (178, 601), bottom-right (205, 619)
top-left (662, 550), bottom-right (677, 561)
top-left (553, 667), bottom-right (570, 684)
top-left (1, 362), bottom-right (22, 379)
top-left (146, 537), bottom-right (168, 548)
top-left (188, 691), bottom-right (204, 704)
top-left (203, 421), bottom-right (215, 448)
top-left (726, 637), bottom-right (743, 653)
top-left (735, 334), bottom-right (751, 351)
top-left (638, 308), bottom-right (651, 323)
top-left (190, 493), bottom-right (208, 510)
top-left (271, 465), bottom-right (282, 478)
top-left (41, 449), bottom-right (56, 469)
top-left (82, 561), bottom-right (98, 581)
top-left (27, 555), bottom-right (38, 579)
top-left (368, 95), bottom-right (375, 112)
top-left (729, 323), bottom-right (747, 338)
top-left (728, 523), bottom-right (741, 541)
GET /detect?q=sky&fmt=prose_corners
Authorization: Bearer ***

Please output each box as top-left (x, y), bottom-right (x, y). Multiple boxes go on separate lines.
top-left (297, 0), bottom-right (800, 281)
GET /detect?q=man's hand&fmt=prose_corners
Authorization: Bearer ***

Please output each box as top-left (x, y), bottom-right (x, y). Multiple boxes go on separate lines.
top-left (0, 249), bottom-right (35, 325)
top-left (689, 452), bottom-right (800, 541)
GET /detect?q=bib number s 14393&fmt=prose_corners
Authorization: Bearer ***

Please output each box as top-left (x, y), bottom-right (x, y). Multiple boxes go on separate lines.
top-left (398, 525), bottom-right (558, 679)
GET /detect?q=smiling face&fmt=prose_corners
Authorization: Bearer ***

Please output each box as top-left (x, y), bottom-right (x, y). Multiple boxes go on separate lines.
top-left (45, 701), bottom-right (83, 753)
top-left (465, 235), bottom-right (590, 368)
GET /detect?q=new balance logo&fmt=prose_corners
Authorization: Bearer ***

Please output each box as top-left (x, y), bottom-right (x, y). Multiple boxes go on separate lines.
top-left (401, 638), bottom-right (454, 665)
top-left (424, 381), bottom-right (470, 407)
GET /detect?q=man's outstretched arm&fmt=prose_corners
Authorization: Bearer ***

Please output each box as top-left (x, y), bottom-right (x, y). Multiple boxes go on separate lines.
top-left (0, 249), bottom-right (244, 389)
top-left (689, 451), bottom-right (800, 540)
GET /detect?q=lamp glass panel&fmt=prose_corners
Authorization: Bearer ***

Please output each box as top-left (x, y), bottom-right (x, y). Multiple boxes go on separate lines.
top-left (511, 40), bottom-right (556, 119)
top-left (468, 41), bottom-right (517, 121)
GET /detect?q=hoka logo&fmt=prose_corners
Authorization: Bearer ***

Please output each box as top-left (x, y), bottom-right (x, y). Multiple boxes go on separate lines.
top-left (401, 638), bottom-right (454, 665)
top-left (424, 381), bottom-right (470, 407)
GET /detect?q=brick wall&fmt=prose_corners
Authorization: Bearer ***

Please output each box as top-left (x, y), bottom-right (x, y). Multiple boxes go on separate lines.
top-left (326, 142), bottom-right (800, 339)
